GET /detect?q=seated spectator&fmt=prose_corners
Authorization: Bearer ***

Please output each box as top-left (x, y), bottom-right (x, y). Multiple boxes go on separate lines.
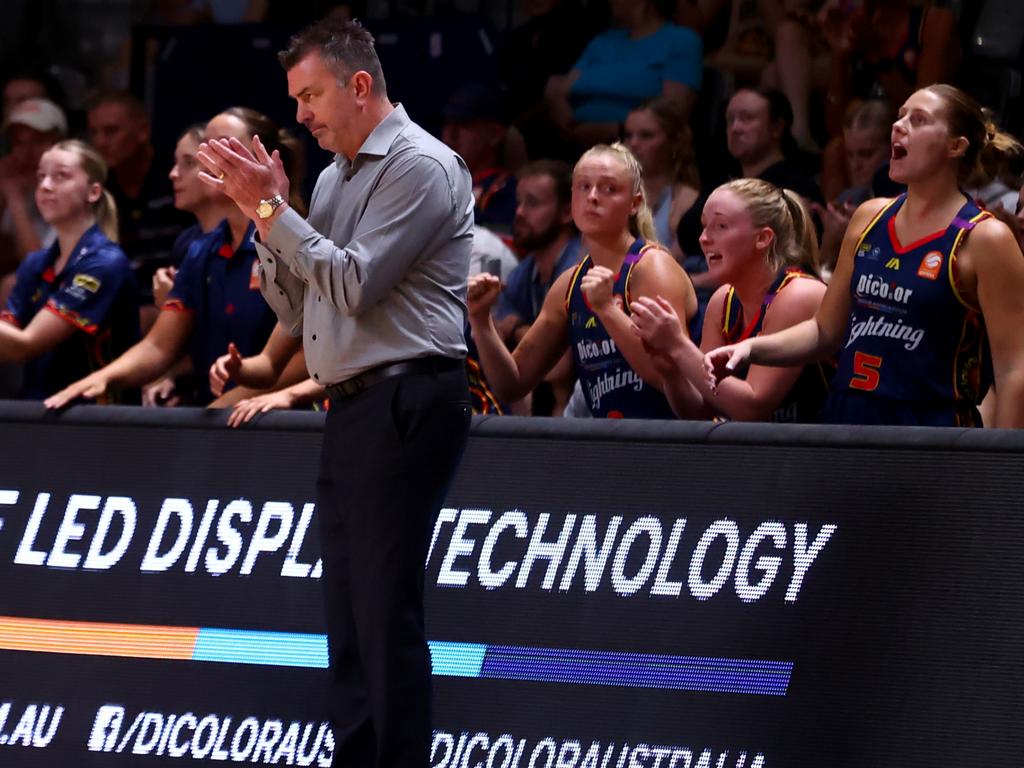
top-left (0, 139), bottom-right (139, 400)
top-left (633, 178), bottom-right (829, 422)
top-left (705, 85), bottom-right (1024, 428)
top-left (823, 0), bottom-right (959, 140)
top-left (965, 108), bottom-right (1023, 213)
top-left (545, 0), bottom-right (702, 150)
top-left (0, 98), bottom-right (67, 274)
top-left (495, 160), bottom-right (580, 344)
top-left (468, 142), bottom-right (697, 419)
top-left (624, 95), bottom-right (700, 260)
top-left (2, 73), bottom-right (50, 120)
top-left (45, 107), bottom-right (301, 410)
top-left (817, 99), bottom-right (894, 273)
top-left (822, 98), bottom-right (894, 201)
top-left (442, 83), bottom-right (518, 236)
top-left (87, 90), bottom-right (191, 297)
top-left (677, 87), bottom-right (822, 284)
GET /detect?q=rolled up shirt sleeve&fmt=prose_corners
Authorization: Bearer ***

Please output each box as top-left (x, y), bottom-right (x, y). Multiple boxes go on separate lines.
top-left (265, 151), bottom-right (458, 318)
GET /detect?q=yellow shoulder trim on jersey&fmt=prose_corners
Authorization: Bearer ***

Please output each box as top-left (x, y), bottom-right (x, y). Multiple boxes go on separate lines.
top-left (564, 255), bottom-right (591, 313)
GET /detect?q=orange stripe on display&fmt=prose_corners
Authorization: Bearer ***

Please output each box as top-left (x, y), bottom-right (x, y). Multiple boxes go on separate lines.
top-left (0, 616), bottom-right (198, 660)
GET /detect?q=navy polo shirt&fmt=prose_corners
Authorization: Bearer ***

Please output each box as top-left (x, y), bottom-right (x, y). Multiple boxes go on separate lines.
top-left (164, 220), bottom-right (276, 404)
top-left (495, 236), bottom-right (581, 325)
top-left (2, 224), bottom-right (140, 400)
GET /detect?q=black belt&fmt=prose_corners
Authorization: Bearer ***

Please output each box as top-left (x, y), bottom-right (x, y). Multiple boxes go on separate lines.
top-left (326, 356), bottom-right (465, 401)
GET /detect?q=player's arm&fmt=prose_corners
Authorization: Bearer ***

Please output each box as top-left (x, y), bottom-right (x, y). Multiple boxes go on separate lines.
top-left (586, 247), bottom-right (696, 387)
top-left (703, 278), bottom-right (827, 421)
top-left (965, 219), bottom-right (1024, 428)
top-left (0, 310), bottom-right (76, 362)
top-left (468, 270), bottom-right (572, 404)
top-left (705, 198), bottom-right (887, 381)
top-left (44, 310), bottom-right (194, 408)
top-left (265, 152), bottom-right (469, 317)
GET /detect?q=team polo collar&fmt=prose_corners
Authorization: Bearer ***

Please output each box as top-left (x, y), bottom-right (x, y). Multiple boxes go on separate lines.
top-left (213, 220), bottom-right (257, 259)
top-left (40, 224), bottom-right (107, 281)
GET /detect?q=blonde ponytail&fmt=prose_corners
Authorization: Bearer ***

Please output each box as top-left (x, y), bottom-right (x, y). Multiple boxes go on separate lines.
top-left (718, 178), bottom-right (820, 277)
top-left (96, 188), bottom-right (119, 242)
top-left (780, 189), bottom-right (820, 276)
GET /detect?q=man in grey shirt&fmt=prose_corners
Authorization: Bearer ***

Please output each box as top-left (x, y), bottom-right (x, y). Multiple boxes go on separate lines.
top-left (197, 17), bottom-right (473, 768)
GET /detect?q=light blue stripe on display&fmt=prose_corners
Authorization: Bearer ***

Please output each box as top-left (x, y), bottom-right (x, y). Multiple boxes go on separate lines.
top-left (428, 640), bottom-right (488, 677)
top-left (193, 628), bottom-right (329, 668)
top-left (187, 631), bottom-right (791, 697)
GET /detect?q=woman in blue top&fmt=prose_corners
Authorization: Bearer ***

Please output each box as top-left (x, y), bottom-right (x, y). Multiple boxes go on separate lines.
top-left (467, 142), bottom-right (696, 419)
top-left (0, 139), bottom-right (139, 400)
top-left (545, 0), bottom-right (703, 150)
top-left (46, 108), bottom-right (302, 409)
top-left (706, 85), bottom-right (1024, 428)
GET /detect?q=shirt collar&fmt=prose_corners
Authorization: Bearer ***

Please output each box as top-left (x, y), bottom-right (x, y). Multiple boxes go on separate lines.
top-left (334, 103), bottom-right (410, 169)
top-left (213, 219), bottom-right (257, 259)
top-left (45, 223), bottom-right (105, 266)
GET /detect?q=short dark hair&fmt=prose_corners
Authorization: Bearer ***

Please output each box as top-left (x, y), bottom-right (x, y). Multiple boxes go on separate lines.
top-left (279, 17), bottom-right (387, 95)
top-left (87, 89), bottom-right (148, 123)
top-left (518, 159), bottom-right (573, 209)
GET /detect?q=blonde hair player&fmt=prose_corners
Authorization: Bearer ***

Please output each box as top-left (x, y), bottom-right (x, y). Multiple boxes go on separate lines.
top-left (468, 142), bottom-right (697, 418)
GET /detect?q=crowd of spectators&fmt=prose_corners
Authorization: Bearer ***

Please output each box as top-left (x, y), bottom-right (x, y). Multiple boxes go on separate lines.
top-left (3, 0), bottom-right (1024, 427)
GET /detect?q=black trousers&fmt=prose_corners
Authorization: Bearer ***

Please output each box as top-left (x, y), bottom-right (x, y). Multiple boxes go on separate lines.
top-left (316, 363), bottom-right (471, 768)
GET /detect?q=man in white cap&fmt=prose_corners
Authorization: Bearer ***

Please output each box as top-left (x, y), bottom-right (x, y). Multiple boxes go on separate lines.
top-left (0, 97), bottom-right (67, 272)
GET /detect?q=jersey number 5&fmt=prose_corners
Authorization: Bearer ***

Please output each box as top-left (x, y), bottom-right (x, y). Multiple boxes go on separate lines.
top-left (849, 352), bottom-right (882, 392)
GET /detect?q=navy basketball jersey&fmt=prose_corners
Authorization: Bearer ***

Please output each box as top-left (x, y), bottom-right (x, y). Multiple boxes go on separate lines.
top-left (829, 194), bottom-right (991, 426)
top-left (565, 239), bottom-right (676, 419)
top-left (720, 268), bottom-right (832, 423)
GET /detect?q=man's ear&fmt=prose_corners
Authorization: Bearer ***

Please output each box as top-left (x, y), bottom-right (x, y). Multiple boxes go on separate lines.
top-left (352, 70), bottom-right (374, 103)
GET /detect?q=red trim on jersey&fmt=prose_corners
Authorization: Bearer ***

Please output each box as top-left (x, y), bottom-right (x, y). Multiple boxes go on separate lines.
top-left (161, 299), bottom-right (195, 313)
top-left (44, 302), bottom-right (98, 335)
top-left (886, 215), bottom-right (948, 255)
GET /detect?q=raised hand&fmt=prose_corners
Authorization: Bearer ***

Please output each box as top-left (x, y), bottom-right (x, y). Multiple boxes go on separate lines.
top-left (196, 135), bottom-right (289, 219)
top-left (152, 266), bottom-right (177, 308)
top-left (209, 342), bottom-right (243, 398)
top-left (580, 265), bottom-right (616, 313)
top-left (466, 273), bottom-right (502, 326)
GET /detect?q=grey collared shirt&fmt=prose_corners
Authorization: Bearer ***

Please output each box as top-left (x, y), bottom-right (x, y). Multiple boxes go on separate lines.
top-left (255, 104), bottom-right (473, 385)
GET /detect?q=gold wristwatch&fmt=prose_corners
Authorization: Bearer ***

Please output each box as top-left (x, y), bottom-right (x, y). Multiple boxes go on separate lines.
top-left (256, 194), bottom-right (286, 219)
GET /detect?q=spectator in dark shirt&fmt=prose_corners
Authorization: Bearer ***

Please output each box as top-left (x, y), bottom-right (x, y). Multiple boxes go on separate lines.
top-left (494, 159), bottom-right (580, 414)
top-left (495, 159), bottom-right (579, 342)
top-left (442, 83), bottom-right (518, 236)
top-left (677, 87), bottom-right (821, 284)
top-left (87, 90), bottom-right (190, 301)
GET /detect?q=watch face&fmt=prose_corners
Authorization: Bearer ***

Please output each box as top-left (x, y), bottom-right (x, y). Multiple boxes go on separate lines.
top-left (257, 202), bottom-right (272, 219)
